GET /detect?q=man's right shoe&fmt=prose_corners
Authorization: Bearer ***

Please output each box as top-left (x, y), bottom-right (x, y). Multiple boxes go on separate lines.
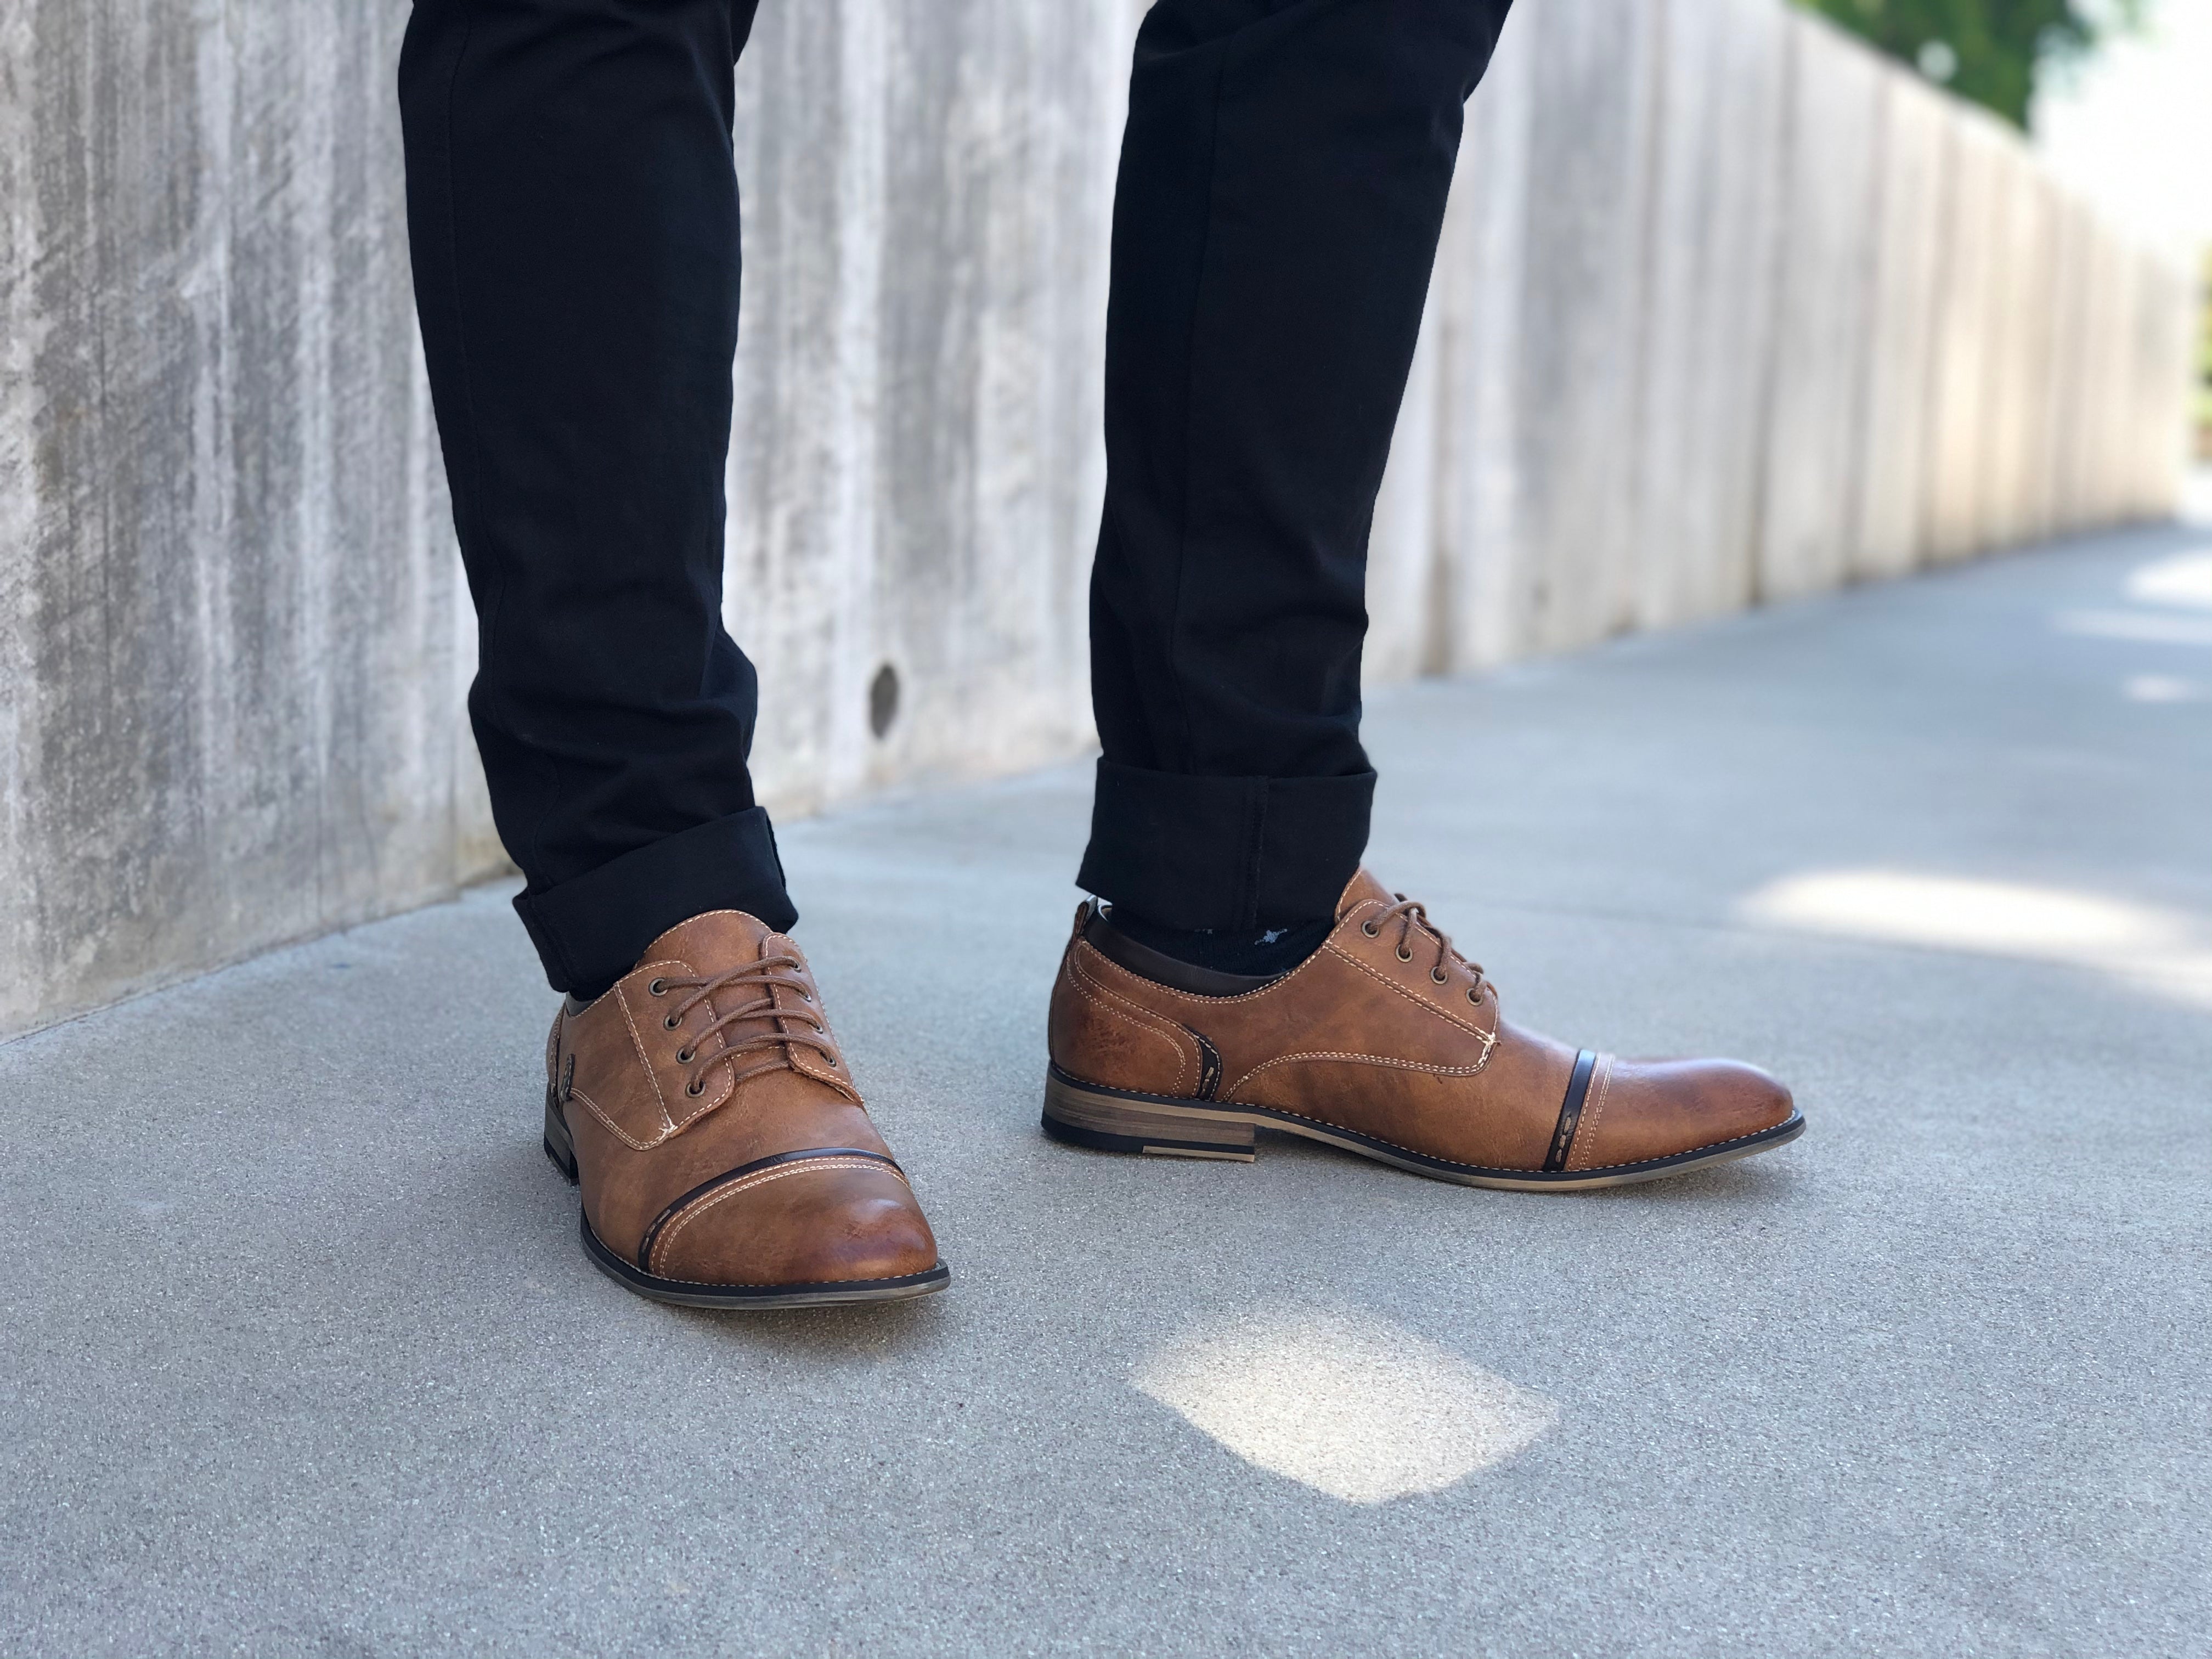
top-left (543, 909), bottom-right (948, 1308)
top-left (1044, 870), bottom-right (1803, 1189)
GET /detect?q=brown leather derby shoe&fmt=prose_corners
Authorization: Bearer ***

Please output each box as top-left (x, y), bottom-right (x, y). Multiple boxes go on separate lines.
top-left (543, 909), bottom-right (949, 1306)
top-left (1044, 870), bottom-right (1802, 1189)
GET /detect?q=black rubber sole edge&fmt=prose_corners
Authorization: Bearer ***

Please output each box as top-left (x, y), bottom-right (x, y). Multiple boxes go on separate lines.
top-left (578, 1211), bottom-right (951, 1309)
top-left (545, 1088), bottom-right (948, 1307)
top-left (1042, 1063), bottom-right (1805, 1192)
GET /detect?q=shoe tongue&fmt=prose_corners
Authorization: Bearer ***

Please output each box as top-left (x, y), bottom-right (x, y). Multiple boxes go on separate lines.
top-left (636, 908), bottom-right (785, 977)
top-left (1334, 868), bottom-right (1396, 921)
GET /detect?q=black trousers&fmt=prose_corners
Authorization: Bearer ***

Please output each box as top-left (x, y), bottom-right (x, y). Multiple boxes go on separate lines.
top-left (399, 0), bottom-right (1508, 995)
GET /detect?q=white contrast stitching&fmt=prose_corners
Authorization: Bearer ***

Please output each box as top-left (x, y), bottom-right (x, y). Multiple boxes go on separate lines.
top-left (1571, 1052), bottom-right (1617, 1172)
top-left (649, 1158), bottom-right (908, 1272)
top-left (783, 976), bottom-right (865, 1105)
top-left (614, 975), bottom-right (679, 1137)
top-left (1318, 940), bottom-right (1499, 1045)
top-left (1223, 1048), bottom-right (1495, 1098)
top-left (1066, 955), bottom-right (1196, 1094)
top-left (568, 1084), bottom-right (662, 1152)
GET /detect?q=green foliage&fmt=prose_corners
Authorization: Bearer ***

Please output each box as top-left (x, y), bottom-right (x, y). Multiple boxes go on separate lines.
top-left (1799, 0), bottom-right (2136, 129)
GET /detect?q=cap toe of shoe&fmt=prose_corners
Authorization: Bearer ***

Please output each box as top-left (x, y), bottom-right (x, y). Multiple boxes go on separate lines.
top-left (651, 1165), bottom-right (941, 1289)
top-left (1662, 1057), bottom-right (1796, 1135)
top-left (1581, 1056), bottom-right (1797, 1170)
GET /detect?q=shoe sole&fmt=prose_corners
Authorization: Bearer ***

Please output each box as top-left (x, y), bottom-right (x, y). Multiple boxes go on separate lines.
top-left (543, 1096), bottom-right (951, 1310)
top-left (1041, 1063), bottom-right (1805, 1192)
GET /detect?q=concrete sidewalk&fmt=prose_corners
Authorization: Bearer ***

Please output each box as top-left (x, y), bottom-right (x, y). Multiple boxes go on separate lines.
top-left (4, 520), bottom-right (2209, 1657)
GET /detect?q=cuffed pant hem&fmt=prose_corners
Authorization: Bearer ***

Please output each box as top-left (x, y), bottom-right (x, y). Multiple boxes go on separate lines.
top-left (1075, 758), bottom-right (1374, 932)
top-left (512, 805), bottom-right (797, 993)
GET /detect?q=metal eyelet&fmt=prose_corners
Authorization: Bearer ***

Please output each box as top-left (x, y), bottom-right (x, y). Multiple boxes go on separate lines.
top-left (648, 979), bottom-right (666, 996)
top-left (685, 1079), bottom-right (704, 1097)
top-left (825, 1056), bottom-right (838, 1068)
top-left (1362, 922), bottom-right (1379, 937)
top-left (664, 1015), bottom-right (680, 1030)
top-left (1396, 947), bottom-right (1412, 962)
top-left (1467, 987), bottom-right (1482, 1004)
top-left (676, 1047), bottom-right (694, 1064)
top-left (1431, 968), bottom-right (1448, 984)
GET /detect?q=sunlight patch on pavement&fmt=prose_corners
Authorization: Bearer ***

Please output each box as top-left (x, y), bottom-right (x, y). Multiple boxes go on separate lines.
top-left (1741, 869), bottom-right (2212, 1009)
top-left (2055, 609), bottom-right (2212, 646)
top-left (2125, 550), bottom-right (2212, 610)
top-left (2125, 674), bottom-right (2207, 702)
top-left (1132, 1307), bottom-right (1558, 1505)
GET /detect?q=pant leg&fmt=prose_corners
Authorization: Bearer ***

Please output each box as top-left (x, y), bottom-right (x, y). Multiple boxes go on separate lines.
top-left (399, 0), bottom-right (787, 996)
top-left (1079, 0), bottom-right (1511, 932)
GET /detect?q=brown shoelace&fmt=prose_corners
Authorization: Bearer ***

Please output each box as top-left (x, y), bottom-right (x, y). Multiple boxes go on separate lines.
top-left (1361, 894), bottom-right (1490, 1007)
top-left (646, 956), bottom-right (839, 1098)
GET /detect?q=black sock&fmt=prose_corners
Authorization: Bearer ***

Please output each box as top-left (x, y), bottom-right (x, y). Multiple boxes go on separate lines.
top-left (1104, 907), bottom-right (1334, 978)
top-left (569, 975), bottom-right (619, 1007)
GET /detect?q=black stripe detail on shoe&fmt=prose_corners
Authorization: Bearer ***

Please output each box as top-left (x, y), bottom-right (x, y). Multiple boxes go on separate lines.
top-left (1188, 1028), bottom-right (1223, 1101)
top-left (635, 1147), bottom-right (902, 1272)
top-left (1544, 1050), bottom-right (1600, 1173)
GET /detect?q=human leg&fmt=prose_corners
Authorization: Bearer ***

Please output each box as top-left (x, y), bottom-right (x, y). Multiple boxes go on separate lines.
top-left (400, 0), bottom-right (788, 1001)
top-left (400, 0), bottom-right (945, 1305)
top-left (1080, 0), bottom-right (1512, 939)
top-left (1051, 1), bottom-right (1802, 1187)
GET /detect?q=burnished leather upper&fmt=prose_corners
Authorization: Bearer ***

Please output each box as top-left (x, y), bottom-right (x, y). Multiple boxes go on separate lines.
top-left (1050, 870), bottom-right (1795, 1175)
top-left (551, 910), bottom-right (938, 1287)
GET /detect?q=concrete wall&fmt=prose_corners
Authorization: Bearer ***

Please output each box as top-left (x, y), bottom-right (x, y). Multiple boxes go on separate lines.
top-left (0, 4), bottom-right (479, 1038)
top-left (725, 2), bottom-right (1130, 816)
top-left (1, 0), bottom-right (2196, 1037)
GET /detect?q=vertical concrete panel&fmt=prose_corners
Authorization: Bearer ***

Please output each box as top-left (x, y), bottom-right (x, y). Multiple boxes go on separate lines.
top-left (2098, 243), bottom-right (2150, 521)
top-left (12, 4), bottom-right (232, 1025)
top-left (2074, 229), bottom-right (2132, 526)
top-left (449, 455), bottom-right (501, 876)
top-left (2035, 189), bottom-right (2094, 537)
top-left (1976, 148), bottom-right (2049, 550)
top-left (2010, 173), bottom-right (2065, 543)
top-left (2112, 240), bottom-right (2167, 519)
top-left (0, 2), bottom-right (468, 1037)
top-left (1757, 13), bottom-right (1882, 601)
top-left (1514, 0), bottom-right (1659, 652)
top-left (1851, 70), bottom-right (1948, 579)
top-left (867, 0), bottom-right (1108, 788)
top-left (0, 4), bottom-right (42, 1002)
top-left (1922, 110), bottom-right (2001, 562)
top-left (1631, 0), bottom-right (1787, 627)
top-left (2129, 257), bottom-right (2196, 517)
top-left (727, 7), bottom-right (881, 819)
top-left (1366, 302), bottom-right (1443, 685)
top-left (730, 1), bottom-right (1121, 816)
top-left (1432, 2), bottom-right (1534, 673)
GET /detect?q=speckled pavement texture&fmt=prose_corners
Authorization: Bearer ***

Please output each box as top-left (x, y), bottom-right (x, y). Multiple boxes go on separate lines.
top-left (3, 520), bottom-right (2208, 1656)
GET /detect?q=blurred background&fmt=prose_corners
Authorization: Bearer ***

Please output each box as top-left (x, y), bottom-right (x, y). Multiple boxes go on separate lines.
top-left (0, 0), bottom-right (2205, 1039)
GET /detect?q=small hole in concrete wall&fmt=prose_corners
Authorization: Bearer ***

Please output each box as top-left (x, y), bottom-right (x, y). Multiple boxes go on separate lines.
top-left (868, 663), bottom-right (900, 740)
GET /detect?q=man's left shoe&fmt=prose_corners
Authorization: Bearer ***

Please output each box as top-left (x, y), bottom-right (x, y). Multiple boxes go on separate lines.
top-left (543, 909), bottom-right (949, 1307)
top-left (1043, 870), bottom-right (1803, 1190)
